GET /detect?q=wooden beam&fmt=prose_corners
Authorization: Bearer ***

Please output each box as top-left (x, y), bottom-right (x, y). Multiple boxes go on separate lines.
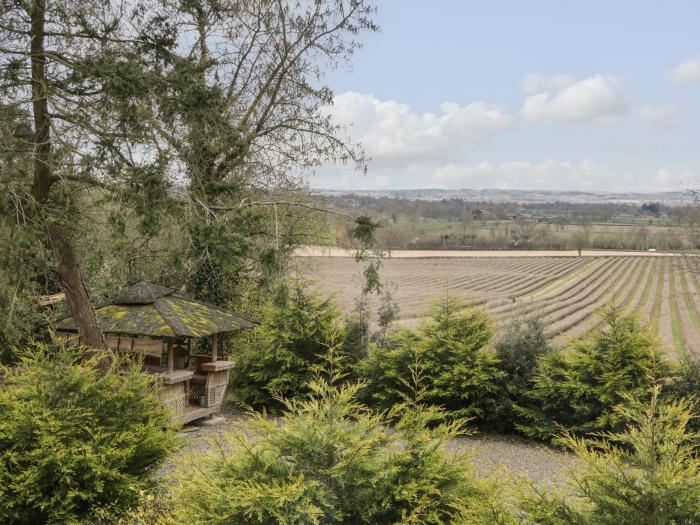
top-left (211, 333), bottom-right (218, 362)
top-left (167, 339), bottom-right (174, 372)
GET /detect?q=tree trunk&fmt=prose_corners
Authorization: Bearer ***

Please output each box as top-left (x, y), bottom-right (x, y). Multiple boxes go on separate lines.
top-left (48, 224), bottom-right (104, 349)
top-left (28, 0), bottom-right (105, 351)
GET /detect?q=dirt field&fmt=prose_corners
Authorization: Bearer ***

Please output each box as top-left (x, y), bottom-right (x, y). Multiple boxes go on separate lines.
top-left (296, 252), bottom-right (699, 360)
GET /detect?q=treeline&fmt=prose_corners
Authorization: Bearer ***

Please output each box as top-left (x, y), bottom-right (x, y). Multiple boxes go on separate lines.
top-left (319, 195), bottom-right (700, 252)
top-left (319, 194), bottom-right (672, 223)
top-left (3, 283), bottom-right (700, 523)
top-left (375, 223), bottom-right (690, 252)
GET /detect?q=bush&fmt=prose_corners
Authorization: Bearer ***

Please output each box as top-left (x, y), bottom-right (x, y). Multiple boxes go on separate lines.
top-left (229, 283), bottom-right (350, 411)
top-left (0, 343), bottom-right (176, 524)
top-left (358, 297), bottom-right (505, 424)
top-left (492, 315), bottom-right (553, 431)
top-left (517, 306), bottom-right (670, 440)
top-left (665, 356), bottom-right (700, 432)
top-left (520, 387), bottom-right (700, 524)
top-left (169, 376), bottom-right (514, 524)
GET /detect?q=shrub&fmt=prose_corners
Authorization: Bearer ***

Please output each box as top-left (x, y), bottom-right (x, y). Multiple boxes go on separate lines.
top-left (665, 356), bottom-right (700, 432)
top-left (358, 297), bottom-right (505, 424)
top-left (492, 314), bottom-right (553, 431)
top-left (517, 306), bottom-right (670, 440)
top-left (169, 376), bottom-right (514, 524)
top-left (519, 387), bottom-right (700, 524)
top-left (229, 283), bottom-right (349, 410)
top-left (0, 343), bottom-right (176, 525)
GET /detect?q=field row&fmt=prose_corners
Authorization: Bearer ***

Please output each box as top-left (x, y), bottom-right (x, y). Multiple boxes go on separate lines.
top-left (298, 255), bottom-right (700, 360)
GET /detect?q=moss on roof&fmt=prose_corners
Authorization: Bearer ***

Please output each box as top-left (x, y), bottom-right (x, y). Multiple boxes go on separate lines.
top-left (55, 282), bottom-right (255, 338)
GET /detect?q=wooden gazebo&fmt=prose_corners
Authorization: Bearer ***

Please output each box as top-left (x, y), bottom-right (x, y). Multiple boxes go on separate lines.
top-left (54, 281), bottom-right (255, 424)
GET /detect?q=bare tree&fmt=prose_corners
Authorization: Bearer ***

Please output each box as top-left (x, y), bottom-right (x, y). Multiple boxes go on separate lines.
top-left (571, 223), bottom-right (593, 256)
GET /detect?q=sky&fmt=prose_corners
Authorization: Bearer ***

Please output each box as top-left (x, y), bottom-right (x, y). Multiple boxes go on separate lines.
top-left (309, 0), bottom-right (700, 192)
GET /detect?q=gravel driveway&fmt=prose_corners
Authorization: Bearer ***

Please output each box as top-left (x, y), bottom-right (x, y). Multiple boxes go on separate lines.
top-left (166, 408), bottom-right (578, 490)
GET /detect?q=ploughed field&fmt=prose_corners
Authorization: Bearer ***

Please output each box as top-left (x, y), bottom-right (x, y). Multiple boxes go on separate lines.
top-left (298, 254), bottom-right (700, 360)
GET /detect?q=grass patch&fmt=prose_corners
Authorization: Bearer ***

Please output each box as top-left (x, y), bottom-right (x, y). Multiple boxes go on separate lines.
top-left (526, 258), bottom-right (600, 301)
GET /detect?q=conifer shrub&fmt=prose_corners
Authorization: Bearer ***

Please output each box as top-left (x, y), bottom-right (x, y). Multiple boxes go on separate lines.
top-left (492, 314), bottom-right (553, 431)
top-left (0, 343), bottom-right (176, 525)
top-left (519, 387), bottom-right (700, 524)
top-left (358, 297), bottom-right (505, 425)
top-left (517, 306), bottom-right (670, 440)
top-left (665, 356), bottom-right (700, 432)
top-left (169, 375), bottom-right (514, 524)
top-left (229, 283), bottom-right (351, 411)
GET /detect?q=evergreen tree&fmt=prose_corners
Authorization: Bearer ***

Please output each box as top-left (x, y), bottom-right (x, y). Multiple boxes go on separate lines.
top-left (0, 343), bottom-right (176, 524)
top-left (229, 283), bottom-right (349, 410)
top-left (359, 297), bottom-right (505, 424)
top-left (518, 306), bottom-right (670, 440)
top-left (493, 315), bottom-right (553, 431)
top-left (0, 0), bottom-right (377, 350)
top-left (520, 387), bottom-right (700, 524)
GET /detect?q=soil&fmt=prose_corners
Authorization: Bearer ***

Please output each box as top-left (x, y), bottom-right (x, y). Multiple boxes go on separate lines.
top-left (298, 254), bottom-right (689, 354)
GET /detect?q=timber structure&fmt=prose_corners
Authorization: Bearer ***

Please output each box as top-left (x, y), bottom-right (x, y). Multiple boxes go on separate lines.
top-left (53, 281), bottom-right (255, 424)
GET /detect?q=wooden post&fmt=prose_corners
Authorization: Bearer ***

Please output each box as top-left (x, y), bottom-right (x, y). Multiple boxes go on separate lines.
top-left (167, 339), bottom-right (174, 372)
top-left (211, 333), bottom-right (218, 362)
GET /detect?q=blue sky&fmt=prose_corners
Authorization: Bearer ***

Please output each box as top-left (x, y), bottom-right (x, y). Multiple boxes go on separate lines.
top-left (311, 1), bottom-right (700, 192)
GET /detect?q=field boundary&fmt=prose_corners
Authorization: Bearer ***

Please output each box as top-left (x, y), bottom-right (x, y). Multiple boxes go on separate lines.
top-left (296, 246), bottom-right (686, 258)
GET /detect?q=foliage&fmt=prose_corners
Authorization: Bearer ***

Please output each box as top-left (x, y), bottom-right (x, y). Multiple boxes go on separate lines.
top-left (168, 376), bottom-right (514, 524)
top-left (0, 343), bottom-right (177, 525)
top-left (0, 0), bottom-right (377, 347)
top-left (229, 283), bottom-right (350, 410)
top-left (158, 1), bottom-right (378, 310)
top-left (345, 213), bottom-right (384, 360)
top-left (517, 306), bottom-right (670, 440)
top-left (375, 282), bottom-right (401, 345)
top-left (492, 315), bottom-right (553, 432)
top-left (519, 387), bottom-right (700, 524)
top-left (665, 356), bottom-right (700, 432)
top-left (359, 297), bottom-right (505, 424)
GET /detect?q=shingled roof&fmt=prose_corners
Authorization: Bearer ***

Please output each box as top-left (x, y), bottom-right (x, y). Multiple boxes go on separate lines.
top-left (55, 281), bottom-right (255, 338)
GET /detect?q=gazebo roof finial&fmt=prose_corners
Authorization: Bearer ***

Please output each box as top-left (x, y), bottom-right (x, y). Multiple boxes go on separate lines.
top-left (114, 281), bottom-right (174, 305)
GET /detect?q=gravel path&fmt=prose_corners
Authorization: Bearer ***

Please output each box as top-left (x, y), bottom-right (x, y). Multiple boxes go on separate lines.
top-left (165, 408), bottom-right (578, 490)
top-left (447, 432), bottom-right (577, 489)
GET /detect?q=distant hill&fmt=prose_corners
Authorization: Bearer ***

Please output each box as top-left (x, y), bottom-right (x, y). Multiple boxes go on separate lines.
top-left (315, 188), bottom-right (691, 206)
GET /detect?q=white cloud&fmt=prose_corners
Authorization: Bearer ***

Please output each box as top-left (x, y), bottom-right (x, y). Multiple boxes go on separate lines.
top-left (520, 75), bottom-right (627, 124)
top-left (668, 56), bottom-right (700, 84)
top-left (521, 73), bottom-right (577, 94)
top-left (431, 159), bottom-right (686, 192)
top-left (330, 92), bottom-right (514, 161)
